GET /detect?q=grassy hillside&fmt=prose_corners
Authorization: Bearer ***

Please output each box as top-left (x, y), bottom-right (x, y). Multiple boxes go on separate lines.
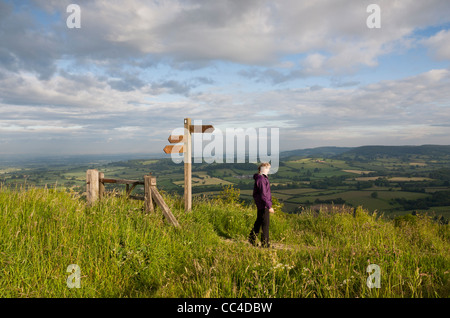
top-left (0, 185), bottom-right (449, 298)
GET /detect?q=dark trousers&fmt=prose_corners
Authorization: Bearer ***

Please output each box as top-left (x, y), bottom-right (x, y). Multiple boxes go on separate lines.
top-left (249, 208), bottom-right (270, 247)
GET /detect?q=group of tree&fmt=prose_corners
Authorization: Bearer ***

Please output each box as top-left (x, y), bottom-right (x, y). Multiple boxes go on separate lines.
top-left (392, 190), bottom-right (450, 211)
top-left (310, 175), bottom-right (347, 189)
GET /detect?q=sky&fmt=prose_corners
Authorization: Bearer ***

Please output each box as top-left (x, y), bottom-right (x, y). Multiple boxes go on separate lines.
top-left (0, 0), bottom-right (450, 157)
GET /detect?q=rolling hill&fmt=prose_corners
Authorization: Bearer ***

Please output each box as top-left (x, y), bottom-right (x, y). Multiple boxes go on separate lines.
top-left (281, 145), bottom-right (450, 160)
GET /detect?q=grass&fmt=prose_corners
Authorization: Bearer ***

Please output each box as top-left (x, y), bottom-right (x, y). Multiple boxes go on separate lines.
top-left (0, 184), bottom-right (449, 298)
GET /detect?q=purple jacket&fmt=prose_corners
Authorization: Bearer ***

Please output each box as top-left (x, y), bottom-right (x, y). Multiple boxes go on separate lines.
top-left (253, 173), bottom-right (272, 210)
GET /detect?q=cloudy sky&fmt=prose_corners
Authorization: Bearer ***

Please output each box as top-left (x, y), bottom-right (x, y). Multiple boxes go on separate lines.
top-left (1, 0), bottom-right (449, 157)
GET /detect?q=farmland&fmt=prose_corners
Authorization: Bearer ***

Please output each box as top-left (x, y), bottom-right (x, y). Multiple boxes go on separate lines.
top-left (1, 145), bottom-right (449, 220)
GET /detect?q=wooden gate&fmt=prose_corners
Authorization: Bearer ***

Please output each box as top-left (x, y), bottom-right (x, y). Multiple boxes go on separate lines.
top-left (86, 169), bottom-right (179, 227)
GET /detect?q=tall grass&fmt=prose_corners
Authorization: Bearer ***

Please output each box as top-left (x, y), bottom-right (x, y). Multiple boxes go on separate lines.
top-left (0, 184), bottom-right (448, 297)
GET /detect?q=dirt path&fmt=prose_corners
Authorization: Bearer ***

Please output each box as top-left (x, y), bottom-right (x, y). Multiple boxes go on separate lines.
top-left (220, 237), bottom-right (301, 251)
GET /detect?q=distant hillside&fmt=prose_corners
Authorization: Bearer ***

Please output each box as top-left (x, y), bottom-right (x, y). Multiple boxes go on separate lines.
top-left (281, 145), bottom-right (450, 160)
top-left (280, 146), bottom-right (353, 159)
top-left (339, 145), bottom-right (450, 159)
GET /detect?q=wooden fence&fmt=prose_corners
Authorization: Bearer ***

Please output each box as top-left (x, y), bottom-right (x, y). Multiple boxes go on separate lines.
top-left (86, 169), bottom-right (179, 227)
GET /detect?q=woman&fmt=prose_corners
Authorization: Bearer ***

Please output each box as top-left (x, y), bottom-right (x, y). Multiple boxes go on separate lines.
top-left (248, 162), bottom-right (274, 247)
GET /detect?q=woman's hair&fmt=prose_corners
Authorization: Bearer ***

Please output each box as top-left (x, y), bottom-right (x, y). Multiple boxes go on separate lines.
top-left (258, 162), bottom-right (271, 172)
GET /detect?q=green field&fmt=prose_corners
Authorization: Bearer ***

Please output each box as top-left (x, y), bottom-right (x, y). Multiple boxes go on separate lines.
top-left (284, 190), bottom-right (428, 211)
top-left (173, 175), bottom-right (233, 187)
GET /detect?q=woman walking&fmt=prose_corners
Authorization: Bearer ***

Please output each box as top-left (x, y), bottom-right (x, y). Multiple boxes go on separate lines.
top-left (248, 162), bottom-right (274, 248)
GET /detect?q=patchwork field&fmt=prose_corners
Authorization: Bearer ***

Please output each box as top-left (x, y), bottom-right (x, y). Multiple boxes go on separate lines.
top-left (173, 175), bottom-right (233, 187)
top-left (1, 145), bottom-right (449, 220)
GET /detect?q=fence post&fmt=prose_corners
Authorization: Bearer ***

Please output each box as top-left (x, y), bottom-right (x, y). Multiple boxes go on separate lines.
top-left (86, 169), bottom-right (99, 205)
top-left (144, 174), bottom-right (154, 213)
top-left (99, 171), bottom-right (105, 200)
top-left (150, 177), bottom-right (180, 227)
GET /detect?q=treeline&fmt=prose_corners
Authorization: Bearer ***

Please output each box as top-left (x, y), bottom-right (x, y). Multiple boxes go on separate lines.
top-left (392, 191), bottom-right (450, 211)
top-left (340, 145), bottom-right (450, 159)
top-left (429, 168), bottom-right (450, 183)
top-left (302, 197), bottom-right (347, 205)
top-left (310, 176), bottom-right (347, 189)
top-left (192, 162), bottom-right (258, 172)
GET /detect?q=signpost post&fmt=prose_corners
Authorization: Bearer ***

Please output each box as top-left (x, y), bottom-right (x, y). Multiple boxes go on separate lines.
top-left (164, 118), bottom-right (214, 212)
top-left (184, 118), bottom-right (192, 212)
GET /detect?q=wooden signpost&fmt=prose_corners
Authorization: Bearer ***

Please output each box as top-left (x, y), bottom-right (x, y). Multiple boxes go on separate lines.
top-left (168, 135), bottom-right (184, 143)
top-left (164, 118), bottom-right (214, 212)
top-left (163, 145), bottom-right (184, 154)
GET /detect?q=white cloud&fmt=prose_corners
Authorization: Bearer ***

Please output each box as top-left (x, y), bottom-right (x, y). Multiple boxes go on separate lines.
top-left (241, 67), bottom-right (450, 142)
top-left (423, 29), bottom-right (450, 60)
top-left (1, 0), bottom-right (450, 155)
top-left (27, 0), bottom-right (449, 68)
top-left (1, 66), bottom-right (449, 154)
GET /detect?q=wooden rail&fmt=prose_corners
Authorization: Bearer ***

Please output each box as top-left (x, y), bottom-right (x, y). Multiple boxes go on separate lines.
top-left (86, 169), bottom-right (179, 227)
top-left (100, 178), bottom-right (144, 185)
